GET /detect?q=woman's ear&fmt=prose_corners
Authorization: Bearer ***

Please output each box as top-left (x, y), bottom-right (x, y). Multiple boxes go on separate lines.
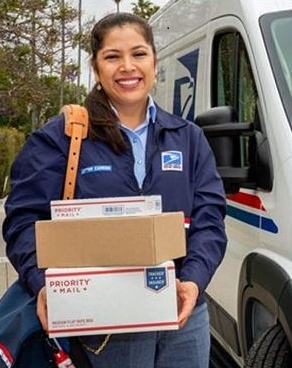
top-left (94, 71), bottom-right (102, 91)
top-left (94, 71), bottom-right (100, 84)
top-left (154, 58), bottom-right (158, 76)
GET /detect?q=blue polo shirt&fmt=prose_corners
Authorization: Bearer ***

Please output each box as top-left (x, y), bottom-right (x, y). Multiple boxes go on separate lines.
top-left (113, 96), bottom-right (157, 188)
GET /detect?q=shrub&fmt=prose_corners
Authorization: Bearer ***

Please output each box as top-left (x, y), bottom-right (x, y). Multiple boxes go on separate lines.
top-left (0, 127), bottom-right (25, 198)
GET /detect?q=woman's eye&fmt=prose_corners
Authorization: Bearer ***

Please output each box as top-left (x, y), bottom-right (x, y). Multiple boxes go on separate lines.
top-left (134, 52), bottom-right (147, 57)
top-left (105, 55), bottom-right (119, 60)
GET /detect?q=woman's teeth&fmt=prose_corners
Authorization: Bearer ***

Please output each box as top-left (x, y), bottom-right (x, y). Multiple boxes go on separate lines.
top-left (118, 79), bottom-right (139, 85)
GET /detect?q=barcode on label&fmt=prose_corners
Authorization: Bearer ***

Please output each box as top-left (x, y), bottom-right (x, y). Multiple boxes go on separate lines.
top-left (154, 200), bottom-right (161, 211)
top-left (102, 205), bottom-right (124, 215)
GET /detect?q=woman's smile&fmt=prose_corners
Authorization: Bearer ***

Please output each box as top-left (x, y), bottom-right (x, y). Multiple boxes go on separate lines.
top-left (115, 77), bottom-right (142, 89)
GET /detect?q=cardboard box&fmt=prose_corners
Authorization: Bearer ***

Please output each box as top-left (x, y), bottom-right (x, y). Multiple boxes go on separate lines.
top-left (36, 212), bottom-right (186, 268)
top-left (46, 261), bottom-right (178, 338)
top-left (50, 195), bottom-right (162, 220)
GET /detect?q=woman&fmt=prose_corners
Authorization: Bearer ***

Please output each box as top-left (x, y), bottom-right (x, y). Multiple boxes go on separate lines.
top-left (3, 12), bottom-right (227, 368)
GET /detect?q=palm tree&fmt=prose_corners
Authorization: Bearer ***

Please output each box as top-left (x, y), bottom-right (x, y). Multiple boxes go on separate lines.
top-left (60, 0), bottom-right (65, 109)
top-left (131, 0), bottom-right (159, 21)
top-left (114, 0), bottom-right (121, 13)
top-left (77, 0), bottom-right (82, 103)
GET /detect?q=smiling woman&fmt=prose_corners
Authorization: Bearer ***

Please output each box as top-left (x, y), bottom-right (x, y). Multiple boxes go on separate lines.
top-left (93, 24), bottom-right (157, 128)
top-left (80, 0), bottom-right (168, 87)
top-left (85, 12), bottom-right (158, 151)
top-left (3, 11), bottom-right (227, 368)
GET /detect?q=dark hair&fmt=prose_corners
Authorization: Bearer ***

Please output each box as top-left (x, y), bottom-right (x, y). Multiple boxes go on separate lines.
top-left (85, 13), bottom-right (156, 154)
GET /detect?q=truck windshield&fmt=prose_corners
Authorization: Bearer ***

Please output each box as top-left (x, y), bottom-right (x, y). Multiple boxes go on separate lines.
top-left (260, 11), bottom-right (292, 127)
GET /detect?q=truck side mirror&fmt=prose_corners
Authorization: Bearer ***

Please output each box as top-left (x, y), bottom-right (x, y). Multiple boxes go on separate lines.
top-left (194, 106), bottom-right (273, 194)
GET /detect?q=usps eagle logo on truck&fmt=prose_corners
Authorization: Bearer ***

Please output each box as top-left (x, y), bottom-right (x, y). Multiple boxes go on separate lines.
top-left (162, 151), bottom-right (183, 171)
top-left (145, 267), bottom-right (168, 292)
top-left (173, 49), bottom-right (199, 121)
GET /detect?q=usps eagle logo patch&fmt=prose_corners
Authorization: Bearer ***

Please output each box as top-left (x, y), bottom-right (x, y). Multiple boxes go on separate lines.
top-left (145, 267), bottom-right (168, 292)
top-left (162, 151), bottom-right (183, 171)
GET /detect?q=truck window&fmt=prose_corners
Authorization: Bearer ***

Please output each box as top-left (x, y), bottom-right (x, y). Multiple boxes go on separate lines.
top-left (213, 32), bottom-right (259, 165)
top-left (238, 37), bottom-right (258, 124)
top-left (214, 32), bottom-right (258, 123)
top-left (216, 33), bottom-right (236, 106)
top-left (260, 11), bottom-right (292, 128)
top-left (271, 17), bottom-right (292, 95)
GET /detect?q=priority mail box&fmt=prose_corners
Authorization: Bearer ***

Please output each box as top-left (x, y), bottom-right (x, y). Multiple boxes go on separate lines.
top-left (46, 261), bottom-right (178, 338)
top-left (36, 212), bottom-right (186, 268)
top-left (50, 195), bottom-right (162, 220)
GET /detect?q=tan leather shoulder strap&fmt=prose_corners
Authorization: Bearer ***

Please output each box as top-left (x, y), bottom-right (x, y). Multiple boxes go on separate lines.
top-left (60, 104), bottom-right (89, 200)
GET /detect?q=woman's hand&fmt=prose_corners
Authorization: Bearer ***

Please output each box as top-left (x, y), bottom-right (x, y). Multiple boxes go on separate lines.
top-left (176, 279), bottom-right (199, 328)
top-left (37, 286), bottom-right (48, 332)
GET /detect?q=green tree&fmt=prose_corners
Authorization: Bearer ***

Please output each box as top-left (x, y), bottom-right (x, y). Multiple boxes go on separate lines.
top-left (0, 0), bottom-right (81, 132)
top-left (131, 0), bottom-right (159, 21)
top-left (79, 16), bottom-right (96, 55)
top-left (40, 75), bottom-right (87, 124)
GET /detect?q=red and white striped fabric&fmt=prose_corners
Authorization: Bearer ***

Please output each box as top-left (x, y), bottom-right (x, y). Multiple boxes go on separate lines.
top-left (0, 342), bottom-right (13, 368)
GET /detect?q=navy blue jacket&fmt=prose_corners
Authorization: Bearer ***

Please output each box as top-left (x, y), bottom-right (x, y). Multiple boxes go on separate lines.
top-left (3, 105), bottom-right (227, 306)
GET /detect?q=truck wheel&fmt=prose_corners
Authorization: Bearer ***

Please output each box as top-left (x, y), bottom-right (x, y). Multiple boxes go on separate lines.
top-left (244, 324), bottom-right (292, 368)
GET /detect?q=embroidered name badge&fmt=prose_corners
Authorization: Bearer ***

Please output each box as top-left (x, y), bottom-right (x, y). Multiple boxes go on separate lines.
top-left (145, 267), bottom-right (168, 292)
top-left (81, 165), bottom-right (112, 175)
top-left (161, 151), bottom-right (183, 171)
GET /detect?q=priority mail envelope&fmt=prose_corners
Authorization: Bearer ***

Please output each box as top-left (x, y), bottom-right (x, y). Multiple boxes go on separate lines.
top-left (46, 261), bottom-right (178, 338)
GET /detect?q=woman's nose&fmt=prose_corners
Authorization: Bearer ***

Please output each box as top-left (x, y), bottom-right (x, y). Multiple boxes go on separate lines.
top-left (119, 56), bottom-right (136, 72)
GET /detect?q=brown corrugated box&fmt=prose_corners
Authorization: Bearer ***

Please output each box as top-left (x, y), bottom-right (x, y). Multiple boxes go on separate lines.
top-left (36, 212), bottom-right (186, 268)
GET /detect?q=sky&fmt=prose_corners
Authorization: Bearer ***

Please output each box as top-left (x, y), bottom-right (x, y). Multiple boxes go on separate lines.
top-left (70, 0), bottom-right (169, 88)
top-left (80, 0), bottom-right (169, 19)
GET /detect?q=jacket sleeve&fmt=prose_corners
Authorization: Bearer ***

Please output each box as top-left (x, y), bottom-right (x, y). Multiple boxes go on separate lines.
top-left (179, 129), bottom-right (227, 293)
top-left (2, 121), bottom-right (68, 296)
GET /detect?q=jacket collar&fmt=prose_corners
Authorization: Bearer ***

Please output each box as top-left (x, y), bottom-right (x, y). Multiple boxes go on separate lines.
top-left (155, 103), bottom-right (188, 130)
top-left (110, 95), bottom-right (156, 127)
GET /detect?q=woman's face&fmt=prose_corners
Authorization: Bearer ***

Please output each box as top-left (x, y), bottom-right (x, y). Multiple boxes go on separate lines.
top-left (95, 24), bottom-right (157, 111)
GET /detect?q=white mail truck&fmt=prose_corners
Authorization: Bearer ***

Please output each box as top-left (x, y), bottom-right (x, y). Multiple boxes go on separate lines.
top-left (151, 0), bottom-right (292, 367)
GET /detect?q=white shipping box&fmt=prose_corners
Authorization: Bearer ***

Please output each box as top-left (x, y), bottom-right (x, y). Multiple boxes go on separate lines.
top-left (50, 195), bottom-right (162, 220)
top-left (46, 261), bottom-right (178, 338)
